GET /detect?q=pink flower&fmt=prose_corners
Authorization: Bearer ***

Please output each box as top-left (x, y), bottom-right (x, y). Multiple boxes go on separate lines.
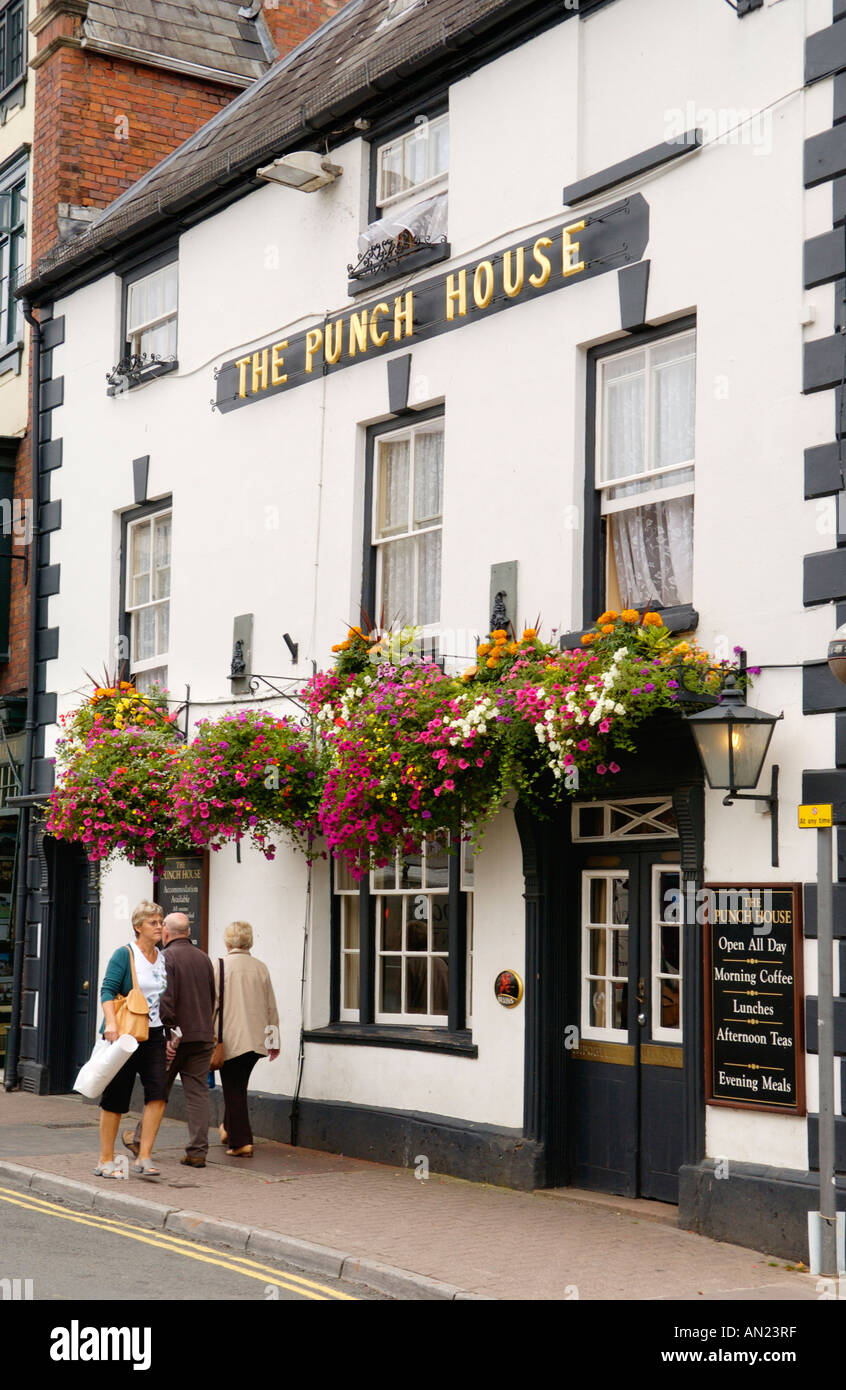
top-left (608, 762), bottom-right (620, 773)
top-left (596, 764), bottom-right (607, 775)
top-left (598, 719), bottom-right (610, 734)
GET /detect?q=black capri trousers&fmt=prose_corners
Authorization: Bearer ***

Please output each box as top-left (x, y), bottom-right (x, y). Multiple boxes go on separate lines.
top-left (100, 1027), bottom-right (168, 1114)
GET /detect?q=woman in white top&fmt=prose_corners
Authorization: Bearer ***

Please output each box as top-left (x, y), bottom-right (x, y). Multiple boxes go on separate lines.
top-left (213, 921), bottom-right (279, 1156)
top-left (96, 900), bottom-right (169, 1179)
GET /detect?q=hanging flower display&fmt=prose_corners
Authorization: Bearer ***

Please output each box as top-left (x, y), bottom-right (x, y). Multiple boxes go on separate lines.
top-left (171, 708), bottom-right (327, 859)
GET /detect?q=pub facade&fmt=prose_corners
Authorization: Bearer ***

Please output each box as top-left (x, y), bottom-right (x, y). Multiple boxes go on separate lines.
top-left (11, 0), bottom-right (846, 1258)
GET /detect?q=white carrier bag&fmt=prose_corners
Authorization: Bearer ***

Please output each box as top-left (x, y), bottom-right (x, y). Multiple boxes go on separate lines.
top-left (73, 1035), bottom-right (138, 1099)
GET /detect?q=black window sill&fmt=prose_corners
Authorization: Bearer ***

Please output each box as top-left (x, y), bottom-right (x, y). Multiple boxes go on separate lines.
top-left (303, 1022), bottom-right (477, 1057)
top-left (106, 360), bottom-right (178, 397)
top-left (347, 241), bottom-right (450, 298)
top-left (560, 604), bottom-right (699, 650)
top-left (0, 339), bottom-right (23, 376)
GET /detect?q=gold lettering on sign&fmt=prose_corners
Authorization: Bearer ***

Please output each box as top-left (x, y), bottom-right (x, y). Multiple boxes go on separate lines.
top-left (529, 238), bottom-right (553, 289)
top-left (370, 303), bottom-right (390, 348)
top-left (235, 355), bottom-right (251, 399)
top-left (251, 348), bottom-right (269, 394)
top-left (304, 327), bottom-right (323, 374)
top-left (325, 319), bottom-right (344, 365)
top-left (394, 292), bottom-right (414, 340)
top-left (562, 220), bottom-right (586, 277)
top-left (270, 341), bottom-right (288, 386)
top-left (473, 260), bottom-right (495, 310)
top-left (349, 311), bottom-right (369, 357)
top-left (503, 247), bottom-right (525, 298)
top-left (446, 270), bottom-right (468, 320)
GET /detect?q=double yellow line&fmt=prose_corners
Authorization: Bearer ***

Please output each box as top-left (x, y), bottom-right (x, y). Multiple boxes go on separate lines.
top-left (0, 1184), bottom-right (357, 1301)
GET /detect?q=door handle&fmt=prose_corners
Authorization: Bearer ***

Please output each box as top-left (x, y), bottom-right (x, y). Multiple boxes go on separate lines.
top-left (82, 980), bottom-right (89, 993)
top-left (636, 976), bottom-right (645, 1006)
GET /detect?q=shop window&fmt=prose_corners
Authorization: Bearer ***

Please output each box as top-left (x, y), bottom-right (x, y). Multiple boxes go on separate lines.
top-left (348, 112), bottom-right (449, 291)
top-left (122, 504), bottom-right (172, 692)
top-left (0, 1), bottom-right (26, 103)
top-left (593, 327), bottom-right (696, 615)
top-left (365, 413), bottom-right (443, 638)
top-left (0, 151), bottom-right (26, 371)
top-left (333, 837), bottom-right (474, 1029)
top-left (108, 250), bottom-right (178, 392)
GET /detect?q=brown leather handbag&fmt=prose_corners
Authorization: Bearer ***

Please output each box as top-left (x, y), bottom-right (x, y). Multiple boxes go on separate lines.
top-left (210, 958), bottom-right (225, 1070)
top-left (112, 944), bottom-right (150, 1042)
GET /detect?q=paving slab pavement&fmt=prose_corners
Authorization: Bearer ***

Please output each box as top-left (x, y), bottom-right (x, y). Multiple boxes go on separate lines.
top-left (0, 1090), bottom-right (823, 1302)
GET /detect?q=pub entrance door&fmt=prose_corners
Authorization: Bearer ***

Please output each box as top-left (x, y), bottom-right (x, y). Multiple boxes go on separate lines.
top-left (564, 798), bottom-right (686, 1203)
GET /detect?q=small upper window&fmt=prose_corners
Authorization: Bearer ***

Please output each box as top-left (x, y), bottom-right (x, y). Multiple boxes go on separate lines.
top-left (125, 261), bottom-right (178, 362)
top-left (0, 1), bottom-right (26, 100)
top-left (596, 329), bottom-right (696, 611)
top-left (376, 114), bottom-right (449, 215)
top-left (125, 509), bottom-right (171, 693)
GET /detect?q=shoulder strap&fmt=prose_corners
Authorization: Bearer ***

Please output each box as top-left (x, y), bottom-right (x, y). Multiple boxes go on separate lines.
top-left (127, 943), bottom-right (140, 992)
top-left (217, 958), bottom-right (224, 1044)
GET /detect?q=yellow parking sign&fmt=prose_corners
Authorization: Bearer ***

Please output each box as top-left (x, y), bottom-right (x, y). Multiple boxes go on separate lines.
top-left (798, 804), bottom-right (833, 828)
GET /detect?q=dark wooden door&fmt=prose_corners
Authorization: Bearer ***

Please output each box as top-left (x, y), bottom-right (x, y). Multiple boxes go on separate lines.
top-left (565, 845), bottom-right (685, 1201)
top-left (49, 841), bottom-right (99, 1092)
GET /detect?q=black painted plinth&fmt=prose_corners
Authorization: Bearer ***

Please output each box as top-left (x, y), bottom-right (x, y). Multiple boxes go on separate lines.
top-left (139, 1081), bottom-right (547, 1190)
top-left (679, 1159), bottom-right (846, 1262)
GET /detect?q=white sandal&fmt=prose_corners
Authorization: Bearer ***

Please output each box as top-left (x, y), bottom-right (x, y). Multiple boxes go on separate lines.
top-left (94, 1159), bottom-right (126, 1179)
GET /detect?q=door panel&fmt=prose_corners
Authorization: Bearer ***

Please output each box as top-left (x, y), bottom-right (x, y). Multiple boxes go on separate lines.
top-left (566, 847), bottom-right (684, 1202)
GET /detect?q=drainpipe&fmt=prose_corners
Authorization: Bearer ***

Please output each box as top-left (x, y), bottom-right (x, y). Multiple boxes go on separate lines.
top-left (4, 297), bottom-right (41, 1090)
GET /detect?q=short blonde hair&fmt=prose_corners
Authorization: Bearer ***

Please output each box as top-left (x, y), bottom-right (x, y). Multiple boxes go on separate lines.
top-left (132, 900), bottom-right (162, 934)
top-left (224, 920), bottom-right (253, 951)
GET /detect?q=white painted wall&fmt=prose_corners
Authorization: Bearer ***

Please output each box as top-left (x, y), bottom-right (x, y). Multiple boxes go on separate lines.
top-left (45, 0), bottom-right (837, 1157)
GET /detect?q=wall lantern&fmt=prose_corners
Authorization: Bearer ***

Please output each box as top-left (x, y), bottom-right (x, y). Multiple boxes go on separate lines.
top-left (683, 674), bottom-right (782, 866)
top-left (827, 622), bottom-right (846, 685)
top-left (256, 152), bottom-right (342, 193)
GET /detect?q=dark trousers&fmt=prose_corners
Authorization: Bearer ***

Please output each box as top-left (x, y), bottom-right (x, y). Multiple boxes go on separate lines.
top-left (134, 1039), bottom-right (214, 1159)
top-left (221, 1051), bottom-right (262, 1149)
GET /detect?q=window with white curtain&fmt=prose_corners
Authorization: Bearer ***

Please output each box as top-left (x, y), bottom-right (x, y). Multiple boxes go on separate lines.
top-left (125, 261), bottom-right (178, 362)
top-left (596, 330), bottom-right (696, 611)
top-left (376, 113), bottom-right (448, 216)
top-left (125, 509), bottom-right (171, 691)
top-left (372, 419), bottom-right (443, 632)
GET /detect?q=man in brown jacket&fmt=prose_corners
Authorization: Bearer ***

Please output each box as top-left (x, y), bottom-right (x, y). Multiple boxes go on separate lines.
top-left (124, 913), bottom-right (215, 1168)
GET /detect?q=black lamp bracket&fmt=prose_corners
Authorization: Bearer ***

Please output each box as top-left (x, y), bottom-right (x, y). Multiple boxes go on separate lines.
top-left (722, 763), bottom-right (780, 868)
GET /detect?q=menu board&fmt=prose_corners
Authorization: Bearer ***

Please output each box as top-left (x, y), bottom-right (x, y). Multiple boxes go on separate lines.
top-left (154, 855), bottom-right (208, 950)
top-left (705, 884), bottom-right (804, 1115)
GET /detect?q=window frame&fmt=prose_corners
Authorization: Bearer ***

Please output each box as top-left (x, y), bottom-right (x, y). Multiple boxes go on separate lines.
top-left (119, 498), bottom-right (173, 692)
top-left (118, 246), bottom-right (179, 386)
top-left (583, 315), bottom-right (697, 630)
top-left (0, 0), bottom-right (26, 108)
top-left (321, 838), bottom-right (475, 1052)
top-left (0, 147), bottom-right (27, 372)
top-left (362, 406), bottom-right (445, 642)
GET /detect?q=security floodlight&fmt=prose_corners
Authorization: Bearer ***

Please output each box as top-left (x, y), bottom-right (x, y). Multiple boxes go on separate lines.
top-left (256, 152), bottom-right (342, 193)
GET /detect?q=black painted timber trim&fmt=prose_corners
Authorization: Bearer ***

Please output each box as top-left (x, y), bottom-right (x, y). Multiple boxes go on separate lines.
top-left (805, 441), bottom-right (843, 497)
top-left (804, 659), bottom-right (846, 713)
top-left (36, 629), bottom-right (58, 662)
top-left (805, 996), bottom-right (846, 1054)
top-left (835, 177), bottom-right (846, 228)
top-left (39, 565), bottom-right (60, 598)
top-left (805, 229), bottom-right (846, 288)
top-left (679, 1160), bottom-right (846, 1262)
top-left (802, 769), bottom-right (846, 821)
top-left (838, 0), bottom-right (846, 22)
top-left (36, 693), bottom-right (56, 726)
top-left (805, 126), bottom-right (846, 189)
top-left (40, 316), bottom-right (65, 352)
top-left (39, 439), bottom-right (62, 473)
top-left (39, 377), bottom-right (63, 413)
top-left (39, 501), bottom-right (61, 535)
top-left (31, 758), bottom-right (54, 793)
top-left (618, 260), bottom-right (650, 331)
top-left (808, 1116), bottom-right (846, 1174)
top-left (804, 334), bottom-right (846, 394)
top-left (804, 882), bottom-right (846, 938)
top-left (806, 24), bottom-right (846, 86)
top-left (303, 1023), bottom-right (477, 1056)
top-left (836, 73), bottom-right (846, 127)
top-left (562, 130), bottom-right (701, 206)
top-left (837, 714), bottom-right (846, 766)
top-left (804, 548), bottom-right (846, 604)
top-left (386, 354), bottom-right (412, 414)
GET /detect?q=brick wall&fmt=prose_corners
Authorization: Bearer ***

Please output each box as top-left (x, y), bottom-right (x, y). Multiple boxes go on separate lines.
top-left (0, 428), bottom-right (31, 699)
top-left (261, 0), bottom-right (345, 56)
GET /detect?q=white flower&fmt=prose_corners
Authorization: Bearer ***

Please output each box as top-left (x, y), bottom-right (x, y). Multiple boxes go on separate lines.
top-left (615, 703), bottom-right (626, 715)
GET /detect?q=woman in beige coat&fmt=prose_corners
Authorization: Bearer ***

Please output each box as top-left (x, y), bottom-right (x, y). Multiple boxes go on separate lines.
top-left (213, 921), bottom-right (280, 1156)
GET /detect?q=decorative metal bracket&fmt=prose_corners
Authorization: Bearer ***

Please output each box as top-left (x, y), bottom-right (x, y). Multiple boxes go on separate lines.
top-left (723, 764), bottom-right (779, 869)
top-left (347, 232), bottom-right (447, 282)
top-left (106, 353), bottom-right (176, 394)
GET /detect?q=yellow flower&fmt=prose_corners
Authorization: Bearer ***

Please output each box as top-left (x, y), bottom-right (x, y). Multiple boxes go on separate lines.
top-left (672, 641), bottom-right (691, 656)
top-left (522, 629), bottom-right (537, 641)
top-left (601, 624), bottom-right (615, 635)
top-left (462, 666), bottom-right (478, 681)
top-left (596, 611), bottom-right (618, 626)
top-left (491, 629), bottom-right (508, 640)
top-left (642, 612), bottom-right (663, 627)
top-left (621, 609), bottom-right (640, 624)
top-left (477, 643), bottom-right (492, 657)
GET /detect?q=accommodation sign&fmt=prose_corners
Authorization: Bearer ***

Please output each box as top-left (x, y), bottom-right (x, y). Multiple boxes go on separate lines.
top-left (214, 193), bottom-right (650, 413)
top-left (155, 855), bottom-right (208, 950)
top-left (705, 884), bottom-right (804, 1115)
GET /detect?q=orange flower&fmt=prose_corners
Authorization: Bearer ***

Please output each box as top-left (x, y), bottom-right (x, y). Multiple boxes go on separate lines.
top-left (621, 609), bottom-right (640, 624)
top-left (581, 633), bottom-right (596, 646)
top-left (486, 656), bottom-right (499, 668)
top-left (339, 640), bottom-right (351, 651)
top-left (642, 612), bottom-right (663, 627)
top-left (491, 629), bottom-right (508, 640)
top-left (477, 643), bottom-right (492, 657)
top-left (522, 628), bottom-right (537, 641)
top-left (507, 642), bottom-right (518, 655)
top-left (672, 641), bottom-right (691, 656)
top-left (462, 666), bottom-right (478, 681)
top-left (601, 624), bottom-right (615, 635)
top-left (596, 611), bottom-right (618, 626)
top-left (347, 627), bottom-right (364, 640)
